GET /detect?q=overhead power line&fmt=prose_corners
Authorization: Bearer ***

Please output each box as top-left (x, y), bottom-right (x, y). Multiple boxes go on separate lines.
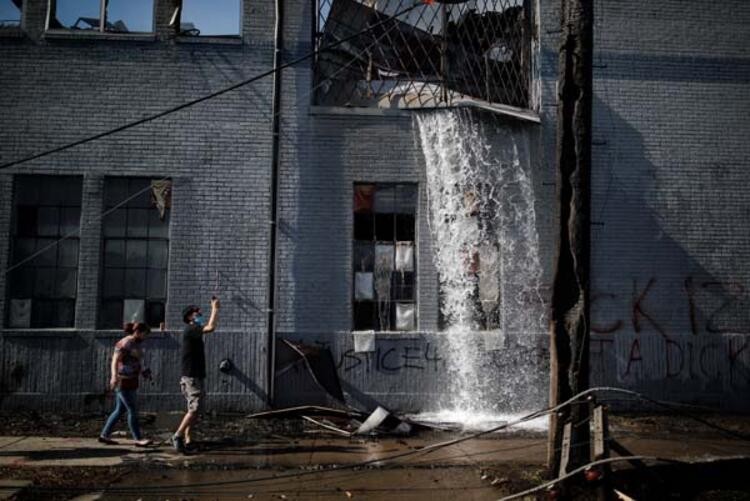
top-left (0, 2), bottom-right (422, 171)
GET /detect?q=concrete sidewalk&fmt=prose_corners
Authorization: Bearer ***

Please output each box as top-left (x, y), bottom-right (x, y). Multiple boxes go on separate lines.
top-left (1, 432), bottom-right (749, 469)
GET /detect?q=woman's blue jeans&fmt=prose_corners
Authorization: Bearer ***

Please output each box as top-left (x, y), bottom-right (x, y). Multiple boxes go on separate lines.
top-left (101, 389), bottom-right (142, 440)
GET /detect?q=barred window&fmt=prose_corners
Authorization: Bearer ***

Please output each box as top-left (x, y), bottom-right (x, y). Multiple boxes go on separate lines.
top-left (99, 177), bottom-right (170, 329)
top-left (314, 0), bottom-right (531, 110)
top-left (353, 183), bottom-right (417, 331)
top-left (7, 175), bottom-right (82, 328)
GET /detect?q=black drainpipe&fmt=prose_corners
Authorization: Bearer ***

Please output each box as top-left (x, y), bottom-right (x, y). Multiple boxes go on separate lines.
top-left (266, 0), bottom-right (284, 408)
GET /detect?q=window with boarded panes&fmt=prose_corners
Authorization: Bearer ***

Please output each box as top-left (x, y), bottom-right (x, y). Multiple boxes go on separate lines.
top-left (7, 175), bottom-right (82, 328)
top-left (100, 177), bottom-right (170, 329)
top-left (353, 183), bottom-right (417, 331)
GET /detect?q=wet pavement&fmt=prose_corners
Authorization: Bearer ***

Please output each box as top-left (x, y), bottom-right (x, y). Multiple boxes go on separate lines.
top-left (0, 413), bottom-right (749, 500)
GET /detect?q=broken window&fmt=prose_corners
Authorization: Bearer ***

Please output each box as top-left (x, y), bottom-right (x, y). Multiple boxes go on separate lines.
top-left (47, 0), bottom-right (154, 33)
top-left (353, 183), bottom-right (417, 331)
top-left (313, 0), bottom-right (531, 110)
top-left (0, 0), bottom-right (22, 28)
top-left (99, 177), bottom-right (171, 329)
top-left (6, 175), bottom-right (82, 328)
top-left (176, 0), bottom-right (241, 37)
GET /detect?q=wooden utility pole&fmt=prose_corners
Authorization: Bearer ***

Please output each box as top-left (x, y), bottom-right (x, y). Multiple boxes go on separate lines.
top-left (548, 0), bottom-right (594, 476)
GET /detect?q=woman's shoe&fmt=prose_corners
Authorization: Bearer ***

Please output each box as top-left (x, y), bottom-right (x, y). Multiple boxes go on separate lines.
top-left (134, 439), bottom-right (152, 447)
top-left (98, 436), bottom-right (118, 445)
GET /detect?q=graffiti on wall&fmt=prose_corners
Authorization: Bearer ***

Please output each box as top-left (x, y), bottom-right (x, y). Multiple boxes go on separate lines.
top-left (592, 277), bottom-right (750, 336)
top-left (591, 276), bottom-right (750, 389)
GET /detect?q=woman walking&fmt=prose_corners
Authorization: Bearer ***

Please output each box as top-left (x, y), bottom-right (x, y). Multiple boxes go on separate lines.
top-left (98, 322), bottom-right (152, 446)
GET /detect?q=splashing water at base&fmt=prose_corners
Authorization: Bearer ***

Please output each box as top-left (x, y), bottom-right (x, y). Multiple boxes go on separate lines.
top-left (414, 109), bottom-right (546, 429)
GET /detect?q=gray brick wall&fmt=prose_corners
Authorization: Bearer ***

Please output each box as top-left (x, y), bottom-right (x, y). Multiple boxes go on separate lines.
top-left (2, 0), bottom-right (746, 414)
top-left (586, 0), bottom-right (750, 408)
top-left (0, 0), bottom-right (275, 411)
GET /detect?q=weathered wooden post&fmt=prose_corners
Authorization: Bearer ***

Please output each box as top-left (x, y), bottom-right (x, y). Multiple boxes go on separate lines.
top-left (548, 0), bottom-right (594, 479)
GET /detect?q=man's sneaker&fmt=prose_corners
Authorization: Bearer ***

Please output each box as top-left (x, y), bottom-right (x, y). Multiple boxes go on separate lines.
top-left (171, 434), bottom-right (185, 453)
top-left (134, 438), bottom-right (152, 447)
top-left (98, 436), bottom-right (118, 445)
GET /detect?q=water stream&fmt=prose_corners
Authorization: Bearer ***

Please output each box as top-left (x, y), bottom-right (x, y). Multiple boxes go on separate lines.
top-left (414, 109), bottom-right (546, 430)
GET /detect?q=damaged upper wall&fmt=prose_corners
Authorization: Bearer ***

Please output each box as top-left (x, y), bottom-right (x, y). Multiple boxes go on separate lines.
top-left (313, 0), bottom-right (533, 111)
top-left (587, 0), bottom-right (750, 409)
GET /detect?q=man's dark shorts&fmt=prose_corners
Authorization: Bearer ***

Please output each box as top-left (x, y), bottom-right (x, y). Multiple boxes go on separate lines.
top-left (180, 376), bottom-right (204, 413)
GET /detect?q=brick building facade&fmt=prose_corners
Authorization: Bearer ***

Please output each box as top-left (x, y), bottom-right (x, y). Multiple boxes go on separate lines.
top-left (0, 0), bottom-right (748, 413)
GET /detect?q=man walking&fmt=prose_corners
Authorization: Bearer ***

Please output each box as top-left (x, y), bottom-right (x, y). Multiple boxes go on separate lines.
top-left (172, 297), bottom-right (220, 453)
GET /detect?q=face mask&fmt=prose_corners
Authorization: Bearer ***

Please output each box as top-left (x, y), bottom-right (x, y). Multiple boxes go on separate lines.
top-left (193, 314), bottom-right (206, 327)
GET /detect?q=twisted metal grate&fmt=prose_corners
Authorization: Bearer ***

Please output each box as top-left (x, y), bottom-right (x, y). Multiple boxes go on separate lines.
top-left (313, 0), bottom-right (531, 110)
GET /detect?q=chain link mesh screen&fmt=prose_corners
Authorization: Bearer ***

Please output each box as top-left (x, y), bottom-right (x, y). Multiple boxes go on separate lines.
top-left (313, 0), bottom-right (531, 110)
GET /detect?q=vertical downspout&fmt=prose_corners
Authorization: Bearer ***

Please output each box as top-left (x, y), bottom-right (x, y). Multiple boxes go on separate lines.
top-left (266, 0), bottom-right (284, 408)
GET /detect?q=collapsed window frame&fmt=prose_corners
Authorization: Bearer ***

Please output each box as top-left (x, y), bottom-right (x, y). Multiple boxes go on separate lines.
top-left (46, 0), bottom-right (156, 34)
top-left (98, 177), bottom-right (171, 330)
top-left (352, 182), bottom-right (418, 332)
top-left (6, 175), bottom-right (83, 329)
top-left (171, 0), bottom-right (243, 38)
top-left (312, 0), bottom-right (533, 112)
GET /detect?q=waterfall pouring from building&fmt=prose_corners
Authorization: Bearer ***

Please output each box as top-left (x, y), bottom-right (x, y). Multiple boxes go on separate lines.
top-left (414, 108), bottom-right (546, 430)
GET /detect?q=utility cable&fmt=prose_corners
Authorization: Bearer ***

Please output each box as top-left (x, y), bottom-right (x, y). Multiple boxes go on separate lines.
top-left (3, 14), bottom-right (404, 279)
top-left (497, 455), bottom-right (683, 501)
top-left (32, 387), bottom-right (640, 494)
top-left (0, 2), bottom-right (422, 171)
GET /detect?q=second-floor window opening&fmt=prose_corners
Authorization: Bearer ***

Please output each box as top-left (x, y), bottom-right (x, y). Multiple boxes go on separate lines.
top-left (314, 0), bottom-right (531, 111)
top-left (177, 0), bottom-right (240, 37)
top-left (0, 0), bottom-right (22, 28)
top-left (48, 0), bottom-right (154, 33)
